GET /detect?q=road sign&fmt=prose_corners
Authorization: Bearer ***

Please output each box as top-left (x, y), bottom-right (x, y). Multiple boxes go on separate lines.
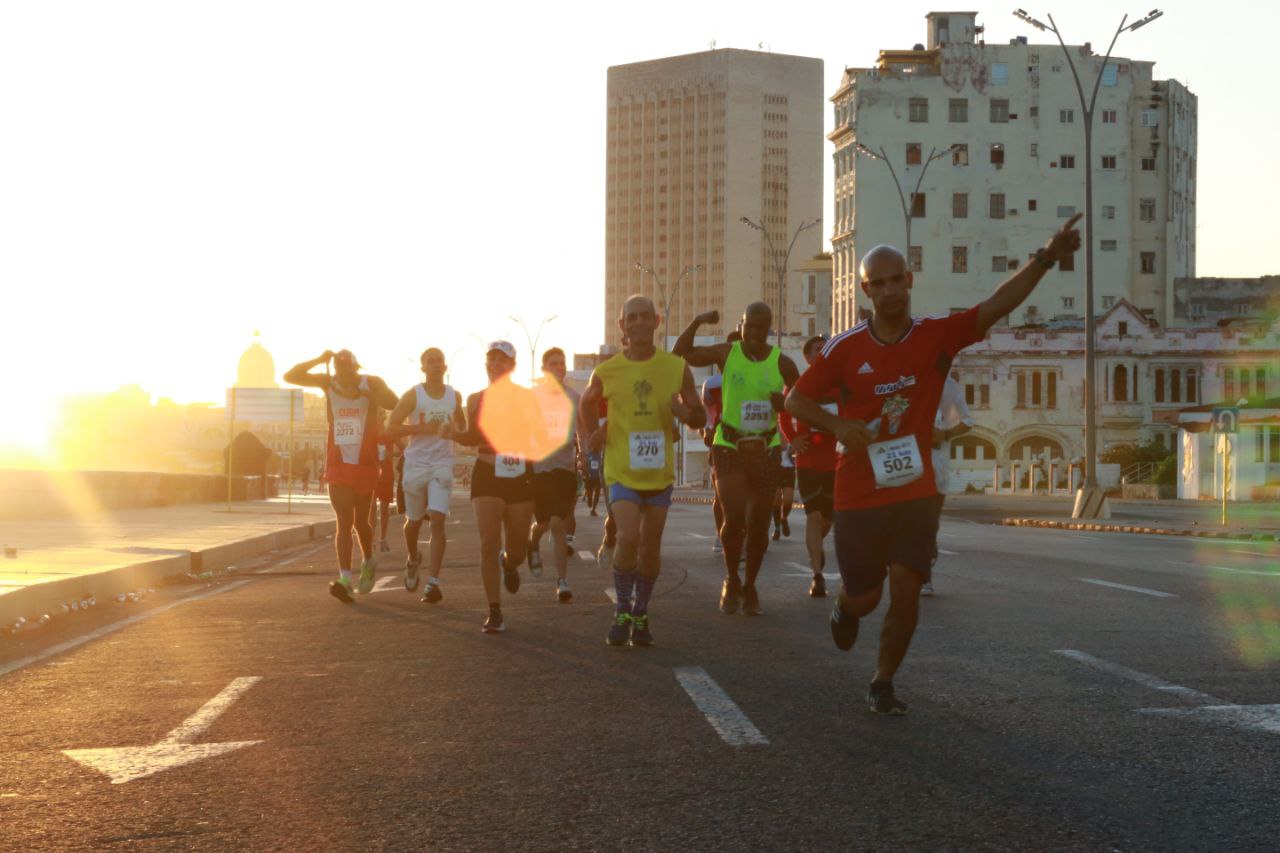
top-left (227, 388), bottom-right (304, 423)
top-left (1212, 406), bottom-right (1239, 435)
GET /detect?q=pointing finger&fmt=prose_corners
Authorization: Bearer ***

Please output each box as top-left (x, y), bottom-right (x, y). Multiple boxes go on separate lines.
top-left (1063, 212), bottom-right (1084, 231)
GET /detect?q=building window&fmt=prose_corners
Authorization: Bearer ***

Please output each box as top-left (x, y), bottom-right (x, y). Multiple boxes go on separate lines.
top-left (1102, 296), bottom-right (1116, 309)
top-left (991, 143), bottom-right (1005, 165)
top-left (1113, 365), bottom-right (1129, 402)
top-left (1059, 155), bottom-right (1076, 168)
top-left (1028, 199), bottom-right (1037, 211)
top-left (1141, 157), bottom-right (1156, 171)
top-left (952, 143), bottom-right (969, 165)
top-left (1171, 369), bottom-right (1183, 403)
top-left (1225, 371), bottom-right (1235, 401)
top-left (1056, 205), bottom-right (1076, 218)
top-left (991, 63), bottom-right (1009, 85)
top-left (906, 143), bottom-right (922, 165)
top-left (909, 98), bottom-right (929, 122)
top-left (1032, 372), bottom-right (1042, 406)
top-left (1102, 205), bottom-right (1116, 220)
top-left (1118, 321), bottom-right (1129, 337)
top-left (1059, 253), bottom-right (1075, 271)
top-left (1048, 372), bottom-right (1057, 408)
top-left (989, 193), bottom-right (1005, 219)
top-left (952, 246), bottom-right (968, 273)
top-left (1016, 373), bottom-right (1026, 407)
top-left (1062, 296), bottom-right (1074, 309)
top-left (1140, 198), bottom-right (1156, 221)
top-left (1141, 252), bottom-right (1156, 274)
top-left (1258, 368), bottom-right (1268, 397)
top-left (910, 193), bottom-right (927, 217)
top-left (952, 192), bottom-right (969, 219)
top-left (1102, 64), bottom-right (1118, 86)
top-left (1141, 109), bottom-right (1159, 127)
top-left (1101, 240), bottom-right (1117, 251)
top-left (1189, 303), bottom-right (1205, 319)
top-left (1029, 105), bottom-right (1039, 118)
top-left (1155, 369), bottom-right (1165, 403)
top-left (980, 384), bottom-right (990, 407)
top-left (990, 98), bottom-right (1010, 122)
top-left (1101, 155), bottom-right (1117, 170)
top-left (949, 98), bottom-right (969, 122)
top-left (908, 245), bottom-right (923, 272)
top-left (1102, 109), bottom-right (1118, 124)
top-left (1187, 370), bottom-right (1198, 403)
top-left (1235, 303), bottom-right (1251, 316)
top-left (1060, 108), bottom-right (1075, 123)
top-left (1030, 142), bottom-right (1039, 157)
top-left (992, 255), bottom-right (1007, 272)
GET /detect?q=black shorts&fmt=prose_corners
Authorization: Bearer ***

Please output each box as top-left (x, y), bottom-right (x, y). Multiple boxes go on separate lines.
top-left (534, 468), bottom-right (578, 523)
top-left (711, 445), bottom-right (781, 503)
top-left (779, 465), bottom-right (796, 489)
top-left (796, 468), bottom-right (836, 518)
top-left (470, 459), bottom-right (535, 504)
top-left (833, 495), bottom-right (938, 596)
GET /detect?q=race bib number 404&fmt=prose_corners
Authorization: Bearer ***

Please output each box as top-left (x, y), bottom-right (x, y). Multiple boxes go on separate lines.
top-left (629, 431), bottom-right (665, 470)
top-left (495, 454), bottom-right (525, 479)
top-left (334, 417), bottom-right (363, 447)
top-left (868, 435), bottom-right (924, 490)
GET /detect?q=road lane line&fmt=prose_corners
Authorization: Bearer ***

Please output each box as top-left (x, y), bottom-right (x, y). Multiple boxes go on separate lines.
top-left (371, 576), bottom-right (400, 593)
top-left (938, 549), bottom-right (959, 556)
top-left (1167, 560), bottom-right (1279, 578)
top-left (1054, 650), bottom-right (1222, 704)
top-left (577, 550), bottom-right (595, 562)
top-left (686, 533), bottom-right (714, 540)
top-left (605, 588), bottom-right (617, 604)
top-left (1078, 578), bottom-right (1177, 598)
top-left (673, 667), bottom-right (769, 746)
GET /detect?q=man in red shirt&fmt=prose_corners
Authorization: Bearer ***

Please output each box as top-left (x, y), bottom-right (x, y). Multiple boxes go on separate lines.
top-left (786, 215), bottom-right (1081, 715)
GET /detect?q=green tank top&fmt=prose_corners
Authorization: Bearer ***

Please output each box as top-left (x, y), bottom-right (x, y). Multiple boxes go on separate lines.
top-left (714, 341), bottom-right (783, 449)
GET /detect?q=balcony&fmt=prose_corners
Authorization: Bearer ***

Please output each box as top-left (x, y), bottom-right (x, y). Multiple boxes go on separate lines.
top-left (1100, 400), bottom-right (1145, 426)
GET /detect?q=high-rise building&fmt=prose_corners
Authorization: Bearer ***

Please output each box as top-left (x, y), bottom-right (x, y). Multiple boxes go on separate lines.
top-left (829, 12), bottom-right (1196, 332)
top-left (606, 49), bottom-right (824, 346)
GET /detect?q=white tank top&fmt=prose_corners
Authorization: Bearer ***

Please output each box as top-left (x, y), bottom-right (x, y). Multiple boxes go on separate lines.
top-left (329, 377), bottom-right (371, 465)
top-left (404, 383), bottom-right (458, 469)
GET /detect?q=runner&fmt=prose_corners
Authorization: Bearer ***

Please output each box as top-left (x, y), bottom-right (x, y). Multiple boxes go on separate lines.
top-left (925, 375), bottom-right (974, 596)
top-left (527, 347), bottom-right (580, 603)
top-left (450, 341), bottom-right (549, 633)
top-left (772, 442), bottom-right (796, 541)
top-left (284, 349), bottom-right (398, 603)
top-left (698, 332), bottom-right (736, 555)
top-left (778, 335), bottom-right (840, 598)
top-left (786, 216), bottom-right (1082, 714)
top-left (582, 447), bottom-right (603, 516)
top-left (368, 418), bottom-right (399, 553)
top-left (385, 347), bottom-right (465, 605)
top-left (580, 295), bottom-right (706, 647)
top-left (674, 304), bottom-right (801, 617)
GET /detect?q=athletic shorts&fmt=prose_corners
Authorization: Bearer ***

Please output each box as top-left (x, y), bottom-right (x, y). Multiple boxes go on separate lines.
top-left (711, 445), bottom-right (781, 503)
top-left (470, 458), bottom-right (534, 504)
top-left (608, 482), bottom-right (674, 508)
top-left (779, 464), bottom-right (796, 490)
top-left (328, 483), bottom-right (373, 513)
top-left (403, 462), bottom-right (454, 521)
top-left (832, 495), bottom-right (938, 596)
top-left (374, 459), bottom-right (395, 503)
top-left (534, 468), bottom-right (578, 523)
top-left (796, 468), bottom-right (836, 519)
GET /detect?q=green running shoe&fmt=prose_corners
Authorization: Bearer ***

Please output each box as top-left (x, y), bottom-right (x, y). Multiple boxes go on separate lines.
top-left (606, 612), bottom-right (632, 646)
top-left (357, 557), bottom-right (376, 594)
top-left (629, 613), bottom-right (653, 647)
top-left (329, 576), bottom-right (354, 604)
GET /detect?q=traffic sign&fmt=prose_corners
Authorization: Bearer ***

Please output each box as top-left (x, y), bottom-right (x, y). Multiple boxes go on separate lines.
top-left (1211, 406), bottom-right (1239, 435)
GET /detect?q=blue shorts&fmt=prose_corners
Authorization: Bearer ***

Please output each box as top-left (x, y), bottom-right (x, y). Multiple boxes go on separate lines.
top-left (608, 482), bottom-right (674, 508)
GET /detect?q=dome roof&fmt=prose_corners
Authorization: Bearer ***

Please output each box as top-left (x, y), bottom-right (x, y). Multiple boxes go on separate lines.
top-left (236, 332), bottom-right (277, 388)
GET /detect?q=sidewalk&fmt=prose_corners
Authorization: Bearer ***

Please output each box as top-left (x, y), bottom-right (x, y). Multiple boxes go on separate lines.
top-left (0, 495), bottom-right (337, 627)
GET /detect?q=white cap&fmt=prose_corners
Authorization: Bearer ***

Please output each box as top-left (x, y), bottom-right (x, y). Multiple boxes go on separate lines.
top-left (487, 340), bottom-right (517, 360)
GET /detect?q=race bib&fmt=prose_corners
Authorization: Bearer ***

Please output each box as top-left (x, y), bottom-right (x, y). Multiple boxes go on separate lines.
top-left (334, 416), bottom-right (363, 447)
top-left (495, 454), bottom-right (525, 479)
top-left (868, 435), bottom-right (924, 489)
top-left (740, 400), bottom-right (773, 432)
top-left (629, 431), bottom-right (665, 470)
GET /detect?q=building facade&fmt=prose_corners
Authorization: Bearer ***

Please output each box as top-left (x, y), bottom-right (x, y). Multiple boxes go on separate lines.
top-left (1173, 276), bottom-right (1280, 325)
top-left (606, 49), bottom-right (824, 345)
top-left (829, 11), bottom-right (1196, 332)
top-left (789, 252), bottom-right (834, 339)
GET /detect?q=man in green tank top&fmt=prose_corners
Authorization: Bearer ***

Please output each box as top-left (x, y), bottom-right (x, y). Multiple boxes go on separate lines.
top-left (674, 302), bottom-right (801, 617)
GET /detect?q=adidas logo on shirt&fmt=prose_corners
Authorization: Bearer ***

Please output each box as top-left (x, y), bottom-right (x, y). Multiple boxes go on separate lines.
top-left (858, 362), bottom-right (874, 374)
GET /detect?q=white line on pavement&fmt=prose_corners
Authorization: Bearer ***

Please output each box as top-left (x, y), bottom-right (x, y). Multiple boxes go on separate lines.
top-left (578, 550), bottom-right (595, 562)
top-left (371, 576), bottom-right (400, 593)
top-left (674, 667), bottom-right (769, 746)
top-left (686, 533), bottom-right (715, 540)
top-left (1228, 548), bottom-right (1280, 560)
top-left (938, 549), bottom-right (959, 556)
top-left (604, 588), bottom-right (617, 604)
top-left (1167, 560), bottom-right (1280, 579)
top-left (1054, 650), bottom-right (1222, 704)
top-left (1078, 578), bottom-right (1177, 598)
top-left (162, 676), bottom-right (263, 744)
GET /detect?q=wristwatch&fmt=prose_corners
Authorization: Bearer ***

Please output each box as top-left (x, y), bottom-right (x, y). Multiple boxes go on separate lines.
top-left (1033, 249), bottom-right (1056, 271)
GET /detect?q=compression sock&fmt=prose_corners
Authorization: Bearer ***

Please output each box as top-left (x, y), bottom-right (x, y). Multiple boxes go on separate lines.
top-left (613, 569), bottom-right (636, 614)
top-left (632, 573), bottom-right (656, 617)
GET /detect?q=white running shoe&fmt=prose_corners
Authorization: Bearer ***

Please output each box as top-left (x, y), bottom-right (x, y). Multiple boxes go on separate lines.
top-left (404, 553), bottom-right (422, 592)
top-left (921, 582), bottom-right (934, 597)
top-left (556, 579), bottom-right (573, 603)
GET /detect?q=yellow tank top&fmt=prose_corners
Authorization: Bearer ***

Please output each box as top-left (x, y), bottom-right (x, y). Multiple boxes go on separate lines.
top-left (595, 350), bottom-right (685, 490)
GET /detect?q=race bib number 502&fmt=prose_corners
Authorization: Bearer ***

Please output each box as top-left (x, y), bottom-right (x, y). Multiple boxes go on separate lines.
top-left (868, 435), bottom-right (923, 490)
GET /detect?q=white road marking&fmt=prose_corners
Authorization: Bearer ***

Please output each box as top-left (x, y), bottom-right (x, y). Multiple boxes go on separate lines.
top-left (686, 533), bottom-right (715, 540)
top-left (1168, 560), bottom-right (1279, 579)
top-left (577, 550), bottom-right (595, 561)
top-left (1055, 650), bottom-right (1220, 703)
top-left (938, 548), bottom-right (959, 556)
top-left (371, 576), bottom-right (400, 593)
top-left (673, 667), bottom-right (769, 746)
top-left (1227, 548), bottom-right (1278, 558)
top-left (63, 677), bottom-right (263, 784)
top-left (605, 588), bottom-right (617, 604)
top-left (1078, 578), bottom-right (1177, 598)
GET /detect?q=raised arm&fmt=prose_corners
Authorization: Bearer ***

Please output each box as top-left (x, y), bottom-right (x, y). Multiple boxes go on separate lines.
top-left (670, 365), bottom-right (708, 430)
top-left (672, 310), bottom-right (731, 369)
top-left (770, 354), bottom-right (803, 412)
top-left (283, 352), bottom-right (334, 389)
top-left (976, 214), bottom-right (1083, 336)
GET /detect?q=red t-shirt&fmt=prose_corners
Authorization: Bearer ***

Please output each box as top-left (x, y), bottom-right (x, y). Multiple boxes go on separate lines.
top-left (778, 385), bottom-right (838, 472)
top-left (794, 308), bottom-right (983, 510)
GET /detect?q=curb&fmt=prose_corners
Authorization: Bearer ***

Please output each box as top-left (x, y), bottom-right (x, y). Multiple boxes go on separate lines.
top-left (1001, 518), bottom-right (1278, 542)
top-left (0, 519), bottom-right (338, 628)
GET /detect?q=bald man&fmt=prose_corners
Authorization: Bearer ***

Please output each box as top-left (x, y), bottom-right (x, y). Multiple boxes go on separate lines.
top-left (674, 302), bottom-right (801, 617)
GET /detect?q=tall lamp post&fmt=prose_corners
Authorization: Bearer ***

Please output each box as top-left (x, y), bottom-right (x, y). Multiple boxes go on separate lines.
top-left (508, 314), bottom-right (557, 384)
top-left (1014, 7), bottom-right (1163, 518)
top-left (739, 216), bottom-right (822, 345)
top-left (853, 142), bottom-right (958, 262)
top-left (633, 261), bottom-right (704, 350)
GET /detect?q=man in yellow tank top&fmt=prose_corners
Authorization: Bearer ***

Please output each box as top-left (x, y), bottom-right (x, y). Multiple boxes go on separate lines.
top-left (580, 295), bottom-right (706, 648)
top-left (674, 303), bottom-right (801, 617)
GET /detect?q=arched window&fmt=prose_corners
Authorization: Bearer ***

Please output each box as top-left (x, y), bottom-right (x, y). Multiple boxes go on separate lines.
top-left (1225, 371), bottom-right (1235, 402)
top-left (1047, 372), bottom-right (1057, 408)
top-left (1187, 370), bottom-right (1198, 403)
top-left (1032, 372), bottom-right (1042, 406)
top-left (1113, 365), bottom-right (1128, 402)
top-left (1258, 368), bottom-right (1268, 398)
top-left (1171, 369), bottom-right (1182, 403)
top-left (1155, 369), bottom-right (1165, 403)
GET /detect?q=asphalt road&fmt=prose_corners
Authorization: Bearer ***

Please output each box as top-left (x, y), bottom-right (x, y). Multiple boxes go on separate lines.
top-left (2, 499), bottom-right (1279, 851)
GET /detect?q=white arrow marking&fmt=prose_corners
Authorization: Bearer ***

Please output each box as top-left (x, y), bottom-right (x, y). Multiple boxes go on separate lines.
top-left (63, 677), bottom-right (263, 784)
top-left (371, 576), bottom-right (399, 593)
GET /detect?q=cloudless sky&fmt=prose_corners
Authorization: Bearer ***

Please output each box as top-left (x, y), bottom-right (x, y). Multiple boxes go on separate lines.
top-left (1, 0), bottom-right (1274, 455)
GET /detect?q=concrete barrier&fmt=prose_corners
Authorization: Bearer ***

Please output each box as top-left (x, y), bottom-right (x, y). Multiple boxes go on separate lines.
top-left (0, 470), bottom-right (279, 520)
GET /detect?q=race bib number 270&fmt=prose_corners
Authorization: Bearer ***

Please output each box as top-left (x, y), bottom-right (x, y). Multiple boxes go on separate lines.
top-left (629, 431), bottom-right (665, 469)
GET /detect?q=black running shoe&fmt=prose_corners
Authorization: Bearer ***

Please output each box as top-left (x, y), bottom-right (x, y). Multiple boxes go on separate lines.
top-left (719, 577), bottom-right (741, 615)
top-left (420, 582), bottom-right (443, 604)
top-left (741, 584), bottom-right (762, 616)
top-left (629, 613), bottom-right (653, 647)
top-left (868, 681), bottom-right (908, 715)
top-left (606, 612), bottom-right (632, 646)
top-left (809, 574), bottom-right (827, 598)
top-left (501, 550), bottom-right (521, 594)
top-left (829, 601), bottom-right (859, 651)
top-left (781, 517), bottom-right (791, 537)
top-left (772, 525), bottom-right (781, 541)
top-left (482, 605), bottom-right (505, 634)
top-left (329, 578), bottom-right (354, 604)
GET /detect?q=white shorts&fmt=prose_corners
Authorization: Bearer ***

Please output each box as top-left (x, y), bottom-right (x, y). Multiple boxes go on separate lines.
top-left (403, 462), bottom-right (454, 521)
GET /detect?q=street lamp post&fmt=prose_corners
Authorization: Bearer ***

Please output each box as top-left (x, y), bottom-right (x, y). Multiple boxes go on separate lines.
top-left (738, 216), bottom-right (822, 345)
top-left (1014, 7), bottom-right (1163, 517)
top-left (853, 142), bottom-right (958, 264)
top-left (508, 314), bottom-right (557, 384)
top-left (633, 262), bottom-right (703, 350)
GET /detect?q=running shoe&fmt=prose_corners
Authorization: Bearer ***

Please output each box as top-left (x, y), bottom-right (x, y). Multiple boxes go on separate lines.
top-left (712, 537), bottom-right (723, 555)
top-left (566, 534), bottom-right (575, 547)
top-left (606, 612), bottom-right (632, 646)
top-left (868, 681), bottom-right (908, 715)
top-left (782, 518), bottom-right (791, 537)
top-left (772, 525), bottom-right (781, 541)
top-left (597, 541), bottom-right (615, 573)
top-left (809, 574), bottom-right (827, 598)
top-left (379, 539), bottom-right (391, 553)
top-left (719, 577), bottom-right (741, 615)
top-left (421, 581), bottom-right (442, 604)
top-left (741, 584), bottom-right (763, 616)
top-left (501, 550), bottom-right (521, 593)
top-left (629, 613), bottom-right (653, 647)
top-left (830, 601), bottom-right (859, 651)
top-left (590, 509), bottom-right (599, 517)
top-left (556, 579), bottom-right (573, 603)
top-left (482, 604), bottom-right (505, 634)
top-left (329, 577), bottom-right (354, 604)
top-left (920, 582), bottom-right (934, 597)
top-left (404, 554), bottom-right (422, 592)
top-left (357, 557), bottom-right (376, 594)
top-left (527, 539), bottom-right (543, 577)
top-left (565, 543), bottom-right (575, 558)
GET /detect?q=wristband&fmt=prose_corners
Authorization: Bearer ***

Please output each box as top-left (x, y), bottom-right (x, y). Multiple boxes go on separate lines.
top-left (1033, 249), bottom-right (1055, 271)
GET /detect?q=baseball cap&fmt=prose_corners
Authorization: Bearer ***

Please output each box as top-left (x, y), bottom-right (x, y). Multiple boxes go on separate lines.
top-left (333, 349), bottom-right (360, 369)
top-left (486, 340), bottom-right (517, 360)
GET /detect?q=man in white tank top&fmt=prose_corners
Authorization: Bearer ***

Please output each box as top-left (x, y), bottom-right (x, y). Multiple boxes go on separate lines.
top-left (386, 347), bottom-right (466, 604)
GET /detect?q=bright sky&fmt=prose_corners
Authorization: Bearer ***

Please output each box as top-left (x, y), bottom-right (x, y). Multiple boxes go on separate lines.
top-left (2, 0), bottom-right (1275, 456)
